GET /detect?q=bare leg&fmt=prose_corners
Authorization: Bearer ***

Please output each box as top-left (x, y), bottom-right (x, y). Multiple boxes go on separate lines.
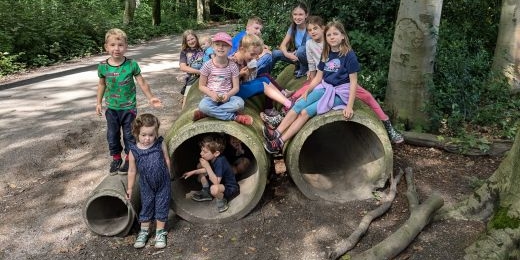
top-left (277, 109), bottom-right (299, 133)
top-left (156, 220), bottom-right (165, 230)
top-left (264, 82), bottom-right (290, 107)
top-left (280, 110), bottom-right (310, 142)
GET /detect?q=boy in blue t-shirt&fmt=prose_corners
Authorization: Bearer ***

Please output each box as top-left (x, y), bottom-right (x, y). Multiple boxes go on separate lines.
top-left (182, 135), bottom-right (240, 213)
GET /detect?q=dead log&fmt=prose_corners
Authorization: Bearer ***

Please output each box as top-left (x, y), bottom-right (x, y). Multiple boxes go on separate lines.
top-left (352, 168), bottom-right (444, 260)
top-left (328, 169), bottom-right (404, 259)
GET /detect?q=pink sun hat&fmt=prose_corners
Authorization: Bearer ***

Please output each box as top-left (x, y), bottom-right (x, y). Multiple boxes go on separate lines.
top-left (212, 32), bottom-right (232, 46)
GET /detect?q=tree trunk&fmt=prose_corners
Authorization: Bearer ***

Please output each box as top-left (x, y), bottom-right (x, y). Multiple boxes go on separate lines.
top-left (438, 128), bottom-right (520, 258)
top-left (203, 0), bottom-right (211, 21)
top-left (152, 0), bottom-right (161, 26)
top-left (123, 0), bottom-right (136, 25)
top-left (196, 0), bottom-right (204, 24)
top-left (385, 0), bottom-right (443, 129)
top-left (492, 0), bottom-right (520, 93)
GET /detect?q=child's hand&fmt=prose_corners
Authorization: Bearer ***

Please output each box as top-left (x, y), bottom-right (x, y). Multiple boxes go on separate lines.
top-left (199, 158), bottom-right (210, 169)
top-left (126, 188), bottom-right (132, 200)
top-left (181, 172), bottom-right (191, 179)
top-left (149, 97), bottom-right (163, 108)
top-left (95, 104), bottom-right (103, 116)
top-left (343, 107), bottom-right (354, 119)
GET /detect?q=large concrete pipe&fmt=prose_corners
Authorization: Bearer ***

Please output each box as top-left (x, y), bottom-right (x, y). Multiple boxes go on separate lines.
top-left (83, 174), bottom-right (139, 236)
top-left (278, 65), bottom-right (393, 203)
top-left (165, 80), bottom-right (269, 224)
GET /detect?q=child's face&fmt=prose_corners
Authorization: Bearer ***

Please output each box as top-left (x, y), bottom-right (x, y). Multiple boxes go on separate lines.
top-left (325, 26), bottom-right (345, 49)
top-left (201, 39), bottom-right (211, 49)
top-left (200, 146), bottom-right (218, 161)
top-left (104, 35), bottom-right (128, 59)
top-left (229, 136), bottom-right (242, 150)
top-left (138, 126), bottom-right (157, 147)
top-left (246, 22), bottom-right (263, 36)
top-left (212, 41), bottom-right (231, 57)
top-left (186, 34), bottom-right (198, 48)
top-left (292, 7), bottom-right (308, 26)
top-left (241, 46), bottom-right (261, 62)
top-left (307, 23), bottom-right (324, 42)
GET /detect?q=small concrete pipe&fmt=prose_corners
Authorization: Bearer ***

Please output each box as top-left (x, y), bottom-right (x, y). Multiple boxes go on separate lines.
top-left (83, 174), bottom-right (140, 236)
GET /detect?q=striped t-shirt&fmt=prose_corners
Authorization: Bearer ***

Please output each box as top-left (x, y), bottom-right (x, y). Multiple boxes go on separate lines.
top-left (199, 59), bottom-right (240, 94)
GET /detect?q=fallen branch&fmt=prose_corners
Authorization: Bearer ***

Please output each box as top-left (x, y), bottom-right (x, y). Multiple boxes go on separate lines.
top-left (353, 168), bottom-right (444, 260)
top-left (328, 168), bottom-right (405, 259)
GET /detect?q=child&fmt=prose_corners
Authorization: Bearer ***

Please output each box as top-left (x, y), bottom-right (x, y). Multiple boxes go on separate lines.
top-left (224, 136), bottom-right (252, 175)
top-left (261, 16), bottom-right (404, 144)
top-left (96, 28), bottom-right (162, 174)
top-left (182, 135), bottom-right (240, 213)
top-left (126, 113), bottom-right (171, 249)
top-left (230, 34), bottom-right (293, 114)
top-left (179, 30), bottom-right (204, 108)
top-left (193, 32), bottom-right (253, 125)
top-left (200, 35), bottom-right (214, 63)
top-left (263, 21), bottom-right (360, 154)
top-left (229, 16), bottom-right (271, 74)
top-left (270, 2), bottom-right (311, 78)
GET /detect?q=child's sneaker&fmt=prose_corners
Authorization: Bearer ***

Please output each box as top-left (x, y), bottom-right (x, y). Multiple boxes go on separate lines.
top-left (264, 108), bottom-right (279, 117)
top-left (217, 198), bottom-right (229, 213)
top-left (133, 229), bottom-right (149, 249)
top-left (260, 112), bottom-right (284, 130)
top-left (193, 110), bottom-right (207, 121)
top-left (109, 159), bottom-right (122, 175)
top-left (264, 138), bottom-right (283, 154)
top-left (192, 188), bottom-right (213, 202)
top-left (118, 160), bottom-right (129, 174)
top-left (154, 229), bottom-right (168, 249)
top-left (262, 125), bottom-right (281, 140)
top-left (235, 114), bottom-right (253, 125)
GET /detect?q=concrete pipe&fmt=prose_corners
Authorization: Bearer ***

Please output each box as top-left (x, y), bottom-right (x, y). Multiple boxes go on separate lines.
top-left (83, 174), bottom-right (140, 236)
top-left (165, 80), bottom-right (269, 224)
top-left (276, 65), bottom-right (393, 203)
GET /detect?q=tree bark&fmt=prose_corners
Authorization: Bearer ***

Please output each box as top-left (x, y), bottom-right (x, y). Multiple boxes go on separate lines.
top-left (123, 0), bottom-right (136, 25)
top-left (196, 0), bottom-right (204, 24)
top-left (353, 168), bottom-right (444, 260)
top-left (152, 0), bottom-right (161, 26)
top-left (385, 0), bottom-right (443, 129)
top-left (492, 0), bottom-right (520, 93)
top-left (203, 0), bottom-right (211, 21)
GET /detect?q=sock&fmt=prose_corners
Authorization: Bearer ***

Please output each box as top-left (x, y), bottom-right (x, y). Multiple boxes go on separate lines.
top-left (283, 100), bottom-right (292, 110)
top-left (113, 154), bottom-right (122, 161)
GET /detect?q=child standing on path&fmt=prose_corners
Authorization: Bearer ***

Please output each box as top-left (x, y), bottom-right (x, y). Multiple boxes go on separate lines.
top-left (96, 28), bottom-right (162, 174)
top-left (263, 21), bottom-right (360, 154)
top-left (126, 113), bottom-right (171, 249)
top-left (261, 16), bottom-right (404, 144)
top-left (182, 135), bottom-right (240, 213)
top-left (270, 2), bottom-right (311, 78)
top-left (193, 32), bottom-right (253, 125)
top-left (179, 30), bottom-right (205, 109)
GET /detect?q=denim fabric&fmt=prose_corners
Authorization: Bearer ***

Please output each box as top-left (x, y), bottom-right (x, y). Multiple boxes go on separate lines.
top-left (256, 53), bottom-right (273, 75)
top-left (198, 96), bottom-right (244, 121)
top-left (271, 46), bottom-right (308, 74)
top-left (105, 108), bottom-right (136, 156)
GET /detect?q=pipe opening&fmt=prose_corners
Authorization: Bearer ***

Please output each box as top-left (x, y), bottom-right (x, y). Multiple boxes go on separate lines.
top-left (296, 121), bottom-right (386, 201)
top-left (171, 132), bottom-right (260, 222)
top-left (85, 195), bottom-right (132, 236)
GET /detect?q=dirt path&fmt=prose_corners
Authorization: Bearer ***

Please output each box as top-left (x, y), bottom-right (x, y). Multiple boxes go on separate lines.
top-left (0, 24), bottom-right (503, 260)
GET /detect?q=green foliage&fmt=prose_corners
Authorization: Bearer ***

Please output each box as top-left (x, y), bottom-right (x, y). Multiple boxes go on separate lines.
top-left (488, 206), bottom-right (520, 230)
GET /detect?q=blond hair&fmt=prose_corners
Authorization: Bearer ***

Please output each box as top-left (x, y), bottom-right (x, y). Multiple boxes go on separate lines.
top-left (239, 34), bottom-right (264, 50)
top-left (105, 28), bottom-right (127, 43)
top-left (246, 16), bottom-right (263, 26)
top-left (181, 29), bottom-right (201, 51)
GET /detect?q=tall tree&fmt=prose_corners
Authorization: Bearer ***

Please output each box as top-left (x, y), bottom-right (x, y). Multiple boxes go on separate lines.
top-left (385, 0), bottom-right (443, 129)
top-left (152, 0), bottom-right (161, 26)
top-left (492, 0), bottom-right (520, 93)
top-left (203, 0), bottom-right (211, 21)
top-left (197, 0), bottom-right (204, 24)
top-left (123, 0), bottom-right (136, 25)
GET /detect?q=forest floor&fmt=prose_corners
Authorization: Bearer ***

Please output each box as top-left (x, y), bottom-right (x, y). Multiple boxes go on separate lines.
top-left (0, 24), bottom-right (505, 259)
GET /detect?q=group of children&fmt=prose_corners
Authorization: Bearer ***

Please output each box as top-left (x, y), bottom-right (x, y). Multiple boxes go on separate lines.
top-left (94, 1), bottom-right (404, 251)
